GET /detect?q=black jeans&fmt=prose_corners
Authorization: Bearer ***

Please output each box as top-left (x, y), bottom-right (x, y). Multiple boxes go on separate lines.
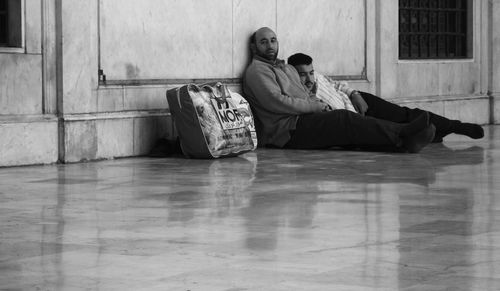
top-left (284, 109), bottom-right (404, 151)
top-left (360, 91), bottom-right (455, 140)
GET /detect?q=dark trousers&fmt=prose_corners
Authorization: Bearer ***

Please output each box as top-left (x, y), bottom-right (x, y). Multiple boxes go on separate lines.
top-left (360, 91), bottom-right (455, 140)
top-left (284, 109), bottom-right (404, 151)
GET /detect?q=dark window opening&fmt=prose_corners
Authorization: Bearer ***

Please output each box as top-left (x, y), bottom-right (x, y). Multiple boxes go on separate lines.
top-left (0, 0), bottom-right (8, 46)
top-left (399, 0), bottom-right (470, 59)
top-left (0, 0), bottom-right (22, 48)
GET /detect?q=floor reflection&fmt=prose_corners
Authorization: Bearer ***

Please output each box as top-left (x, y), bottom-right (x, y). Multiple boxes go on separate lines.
top-left (0, 126), bottom-right (499, 290)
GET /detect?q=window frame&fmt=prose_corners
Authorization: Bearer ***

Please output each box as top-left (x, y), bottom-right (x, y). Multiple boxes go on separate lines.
top-left (398, 0), bottom-right (473, 60)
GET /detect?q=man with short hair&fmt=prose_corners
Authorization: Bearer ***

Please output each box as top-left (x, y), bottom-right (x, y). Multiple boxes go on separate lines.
top-left (287, 52), bottom-right (484, 143)
top-left (242, 27), bottom-right (435, 153)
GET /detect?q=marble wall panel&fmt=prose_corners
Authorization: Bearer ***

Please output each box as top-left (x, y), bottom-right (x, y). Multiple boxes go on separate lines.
top-left (437, 62), bottom-right (480, 96)
top-left (64, 120), bottom-right (98, 162)
top-left (397, 62), bottom-right (479, 98)
top-left (493, 95), bottom-right (500, 124)
top-left (443, 98), bottom-right (490, 124)
top-left (397, 97), bottom-right (488, 125)
top-left (0, 54), bottom-right (43, 115)
top-left (123, 87), bottom-right (169, 111)
top-left (25, 0), bottom-right (42, 54)
top-left (0, 121), bottom-right (58, 166)
top-left (277, 0), bottom-right (365, 77)
top-left (61, 0), bottom-right (98, 114)
top-left (493, 1), bottom-right (500, 94)
top-left (100, 0), bottom-right (233, 80)
top-left (61, 115), bottom-right (173, 163)
top-left (97, 88), bottom-right (124, 113)
top-left (96, 118), bottom-right (134, 159)
top-left (394, 96), bottom-right (489, 125)
top-left (393, 99), bottom-right (446, 118)
top-left (397, 63), bottom-right (440, 98)
top-left (232, 0), bottom-right (277, 78)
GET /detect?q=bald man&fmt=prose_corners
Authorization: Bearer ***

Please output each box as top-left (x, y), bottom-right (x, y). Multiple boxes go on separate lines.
top-left (242, 27), bottom-right (435, 153)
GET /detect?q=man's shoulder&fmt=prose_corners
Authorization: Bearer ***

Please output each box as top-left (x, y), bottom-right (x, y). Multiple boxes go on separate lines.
top-left (248, 58), bottom-right (271, 69)
top-left (244, 58), bottom-right (272, 78)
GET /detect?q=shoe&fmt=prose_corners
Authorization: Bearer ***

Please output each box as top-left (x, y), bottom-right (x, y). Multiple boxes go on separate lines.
top-left (402, 124), bottom-right (436, 153)
top-left (432, 134), bottom-right (444, 143)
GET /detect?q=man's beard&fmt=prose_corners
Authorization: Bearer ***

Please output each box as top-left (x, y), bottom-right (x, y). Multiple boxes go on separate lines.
top-left (257, 48), bottom-right (278, 61)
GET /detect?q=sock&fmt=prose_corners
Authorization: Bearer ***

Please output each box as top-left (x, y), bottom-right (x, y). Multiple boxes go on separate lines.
top-left (453, 122), bottom-right (484, 139)
top-left (400, 112), bottom-right (429, 138)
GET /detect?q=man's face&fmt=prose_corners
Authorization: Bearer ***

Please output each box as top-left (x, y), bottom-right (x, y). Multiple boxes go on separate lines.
top-left (294, 64), bottom-right (315, 93)
top-left (253, 28), bottom-right (279, 61)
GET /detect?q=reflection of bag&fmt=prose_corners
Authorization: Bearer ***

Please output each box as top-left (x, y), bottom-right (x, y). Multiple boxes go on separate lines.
top-left (166, 82), bottom-right (257, 158)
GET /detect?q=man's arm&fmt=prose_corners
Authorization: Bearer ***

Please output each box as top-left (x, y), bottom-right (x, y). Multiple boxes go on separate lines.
top-left (349, 91), bottom-right (368, 115)
top-left (245, 65), bottom-right (328, 115)
top-left (333, 80), bottom-right (368, 116)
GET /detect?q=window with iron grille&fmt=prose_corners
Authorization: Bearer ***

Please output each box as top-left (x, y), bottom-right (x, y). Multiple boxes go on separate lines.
top-left (399, 0), bottom-right (470, 59)
top-left (0, 0), bottom-right (22, 48)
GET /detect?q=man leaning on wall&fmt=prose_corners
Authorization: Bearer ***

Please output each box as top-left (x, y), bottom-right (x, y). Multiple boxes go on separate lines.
top-left (242, 27), bottom-right (437, 154)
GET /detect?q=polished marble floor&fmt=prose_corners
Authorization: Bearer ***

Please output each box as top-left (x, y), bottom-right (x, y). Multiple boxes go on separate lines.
top-left (1, 126), bottom-right (500, 291)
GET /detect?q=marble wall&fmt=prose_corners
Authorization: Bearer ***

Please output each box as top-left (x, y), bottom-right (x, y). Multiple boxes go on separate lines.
top-left (99, 0), bottom-right (366, 81)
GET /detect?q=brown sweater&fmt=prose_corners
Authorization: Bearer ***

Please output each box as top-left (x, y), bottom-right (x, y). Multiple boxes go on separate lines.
top-left (242, 55), bottom-right (328, 147)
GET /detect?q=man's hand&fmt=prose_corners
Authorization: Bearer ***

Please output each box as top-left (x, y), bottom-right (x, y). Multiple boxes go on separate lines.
top-left (311, 81), bottom-right (318, 95)
top-left (350, 91), bottom-right (368, 115)
top-left (307, 81), bottom-right (318, 97)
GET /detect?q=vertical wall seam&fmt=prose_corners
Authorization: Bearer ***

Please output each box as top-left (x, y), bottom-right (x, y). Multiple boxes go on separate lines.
top-left (488, 0), bottom-right (494, 124)
top-left (23, 0), bottom-right (26, 52)
top-left (55, 0), bottom-right (65, 163)
top-left (275, 0), bottom-right (278, 33)
top-left (41, 0), bottom-right (46, 113)
top-left (375, 0), bottom-right (381, 97)
top-left (97, 0), bottom-right (101, 74)
top-left (363, 0), bottom-right (367, 80)
top-left (231, 0), bottom-right (234, 78)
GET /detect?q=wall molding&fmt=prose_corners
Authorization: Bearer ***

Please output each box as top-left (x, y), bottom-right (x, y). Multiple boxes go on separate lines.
top-left (0, 114), bottom-right (58, 124)
top-left (61, 110), bottom-right (169, 122)
top-left (389, 94), bottom-right (489, 104)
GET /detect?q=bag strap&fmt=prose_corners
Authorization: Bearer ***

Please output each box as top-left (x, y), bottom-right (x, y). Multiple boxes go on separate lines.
top-left (176, 87), bottom-right (182, 110)
top-left (202, 82), bottom-right (228, 104)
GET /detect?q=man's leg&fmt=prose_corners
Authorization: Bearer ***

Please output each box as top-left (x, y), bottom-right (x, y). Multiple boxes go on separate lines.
top-left (359, 91), bottom-right (483, 142)
top-left (283, 109), bottom-right (434, 153)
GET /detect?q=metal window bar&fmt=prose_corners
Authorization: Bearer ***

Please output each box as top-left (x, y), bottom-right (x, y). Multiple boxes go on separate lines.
top-left (399, 0), bottom-right (468, 59)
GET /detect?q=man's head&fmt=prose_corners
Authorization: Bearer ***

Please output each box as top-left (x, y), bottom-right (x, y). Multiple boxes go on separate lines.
top-left (250, 27), bottom-right (279, 62)
top-left (288, 53), bottom-right (315, 93)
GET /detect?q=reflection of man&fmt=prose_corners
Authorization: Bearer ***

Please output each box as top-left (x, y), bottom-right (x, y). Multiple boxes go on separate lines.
top-left (242, 27), bottom-right (435, 153)
top-left (287, 53), bottom-right (484, 143)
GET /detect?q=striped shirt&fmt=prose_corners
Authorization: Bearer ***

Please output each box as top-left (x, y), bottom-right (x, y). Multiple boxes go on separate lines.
top-left (315, 73), bottom-right (357, 113)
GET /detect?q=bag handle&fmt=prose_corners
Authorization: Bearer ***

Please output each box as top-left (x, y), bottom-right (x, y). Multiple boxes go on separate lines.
top-left (202, 82), bottom-right (229, 104)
